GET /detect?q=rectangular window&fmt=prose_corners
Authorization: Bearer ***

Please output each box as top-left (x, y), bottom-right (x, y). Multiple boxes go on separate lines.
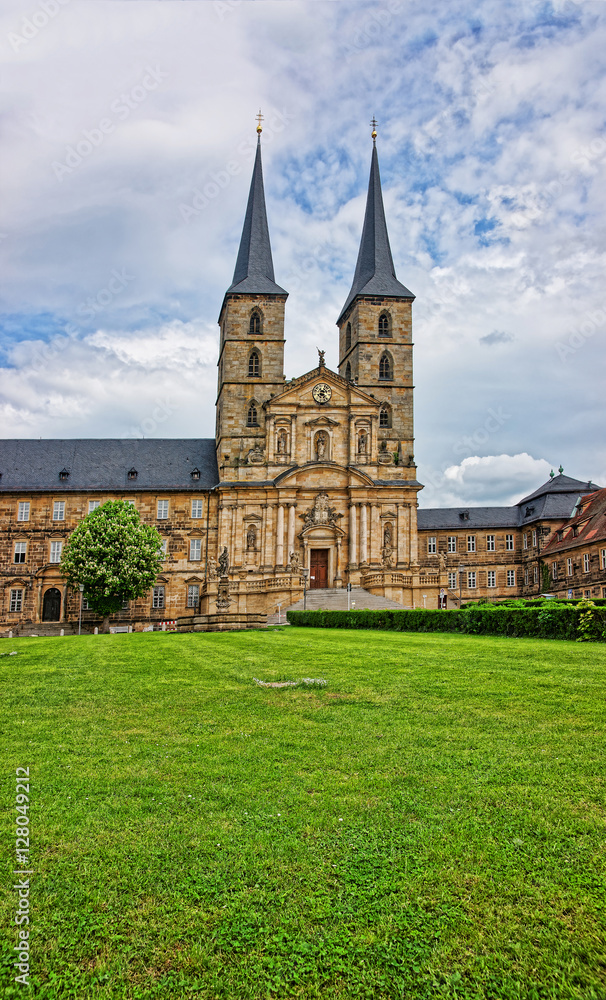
top-left (532, 530), bottom-right (537, 547)
top-left (583, 553), bottom-right (590, 573)
top-left (584, 589), bottom-right (591, 599)
top-left (157, 500), bottom-right (169, 520)
top-left (82, 598), bottom-right (90, 611)
top-left (467, 571), bottom-right (476, 589)
top-left (122, 600), bottom-right (129, 610)
top-left (506, 534), bottom-right (514, 551)
top-left (50, 541), bottom-right (63, 563)
top-left (467, 535), bottom-right (476, 553)
top-left (601, 548), bottom-right (606, 570)
top-left (191, 500), bottom-right (204, 519)
top-left (152, 586), bottom-right (165, 609)
top-left (53, 501), bottom-right (65, 521)
top-left (486, 535), bottom-right (495, 551)
top-left (10, 589), bottom-right (23, 612)
top-left (17, 502), bottom-right (30, 522)
top-left (448, 571), bottom-right (457, 590)
top-left (552, 561), bottom-right (558, 581)
top-left (427, 536), bottom-right (436, 554)
top-left (507, 569), bottom-right (515, 587)
top-left (534, 565), bottom-right (538, 584)
top-left (487, 570), bottom-right (496, 588)
top-left (14, 542), bottom-right (27, 563)
top-left (447, 536), bottom-right (457, 553)
top-left (160, 539), bottom-right (168, 559)
top-left (567, 558), bottom-right (573, 576)
top-left (88, 500), bottom-right (100, 512)
top-left (523, 533), bottom-right (528, 550)
top-left (187, 585), bottom-right (200, 608)
top-left (190, 539), bottom-right (202, 561)
top-left (524, 568), bottom-right (529, 586)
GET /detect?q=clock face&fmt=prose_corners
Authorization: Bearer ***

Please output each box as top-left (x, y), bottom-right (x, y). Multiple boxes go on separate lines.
top-left (312, 382), bottom-right (332, 404)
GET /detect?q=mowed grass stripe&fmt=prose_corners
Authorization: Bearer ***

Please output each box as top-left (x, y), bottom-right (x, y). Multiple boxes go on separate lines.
top-left (1, 629), bottom-right (604, 999)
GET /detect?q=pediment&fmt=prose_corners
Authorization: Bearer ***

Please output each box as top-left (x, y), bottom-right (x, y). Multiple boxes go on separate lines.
top-left (274, 463), bottom-right (375, 488)
top-left (243, 513), bottom-right (263, 522)
top-left (265, 366), bottom-right (379, 410)
top-left (185, 575), bottom-right (204, 584)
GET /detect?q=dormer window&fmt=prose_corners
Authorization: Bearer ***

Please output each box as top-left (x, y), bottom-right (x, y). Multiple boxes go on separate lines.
top-left (249, 311), bottom-right (261, 335)
top-left (190, 468), bottom-right (201, 480)
top-left (459, 510), bottom-right (469, 521)
top-left (59, 468), bottom-right (69, 481)
top-left (127, 468), bottom-right (138, 481)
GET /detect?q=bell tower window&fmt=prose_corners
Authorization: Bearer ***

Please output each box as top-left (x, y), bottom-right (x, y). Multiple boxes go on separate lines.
top-left (379, 352), bottom-right (393, 380)
top-left (345, 361), bottom-right (352, 381)
top-left (248, 350), bottom-right (261, 377)
top-left (246, 402), bottom-right (259, 426)
top-left (379, 405), bottom-right (391, 427)
top-left (249, 311), bottom-right (262, 335)
top-left (378, 313), bottom-right (390, 337)
top-left (345, 322), bottom-right (351, 351)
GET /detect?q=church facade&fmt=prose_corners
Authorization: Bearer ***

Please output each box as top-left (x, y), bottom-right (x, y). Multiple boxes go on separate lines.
top-left (1, 130), bottom-right (604, 631)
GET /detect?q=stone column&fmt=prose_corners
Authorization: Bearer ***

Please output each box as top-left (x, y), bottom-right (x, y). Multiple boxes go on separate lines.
top-left (287, 503), bottom-right (296, 561)
top-left (370, 504), bottom-right (379, 565)
top-left (334, 537), bottom-right (342, 585)
top-left (349, 503), bottom-right (357, 567)
top-left (360, 503), bottom-right (368, 565)
top-left (267, 417), bottom-right (275, 463)
top-left (409, 503), bottom-right (418, 564)
top-left (230, 505), bottom-right (237, 566)
top-left (263, 504), bottom-right (274, 571)
top-left (290, 416), bottom-right (297, 462)
top-left (276, 504), bottom-right (285, 569)
top-left (396, 504), bottom-right (407, 566)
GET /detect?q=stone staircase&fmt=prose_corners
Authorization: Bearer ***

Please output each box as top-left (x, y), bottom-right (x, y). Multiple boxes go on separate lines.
top-left (283, 586), bottom-right (409, 614)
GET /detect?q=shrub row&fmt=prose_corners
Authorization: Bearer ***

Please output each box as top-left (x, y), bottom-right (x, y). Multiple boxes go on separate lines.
top-left (287, 604), bottom-right (606, 641)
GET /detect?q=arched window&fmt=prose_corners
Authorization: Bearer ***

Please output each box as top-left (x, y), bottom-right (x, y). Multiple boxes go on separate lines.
top-left (345, 322), bottom-right (351, 351)
top-left (345, 361), bottom-right (352, 381)
top-left (246, 402), bottom-right (258, 426)
top-left (379, 352), bottom-right (393, 380)
top-left (378, 313), bottom-right (390, 337)
top-left (249, 311), bottom-right (261, 335)
top-left (248, 350), bottom-right (261, 377)
top-left (379, 405), bottom-right (391, 427)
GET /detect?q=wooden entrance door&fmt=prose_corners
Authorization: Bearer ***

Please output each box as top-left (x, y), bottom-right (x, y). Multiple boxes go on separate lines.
top-left (310, 549), bottom-right (329, 589)
top-left (42, 588), bottom-right (61, 621)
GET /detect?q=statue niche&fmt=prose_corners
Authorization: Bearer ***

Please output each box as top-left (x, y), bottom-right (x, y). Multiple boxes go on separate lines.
top-left (314, 431), bottom-right (328, 461)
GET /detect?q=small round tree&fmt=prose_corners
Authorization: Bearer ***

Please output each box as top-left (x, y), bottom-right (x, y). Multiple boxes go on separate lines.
top-left (61, 500), bottom-right (164, 633)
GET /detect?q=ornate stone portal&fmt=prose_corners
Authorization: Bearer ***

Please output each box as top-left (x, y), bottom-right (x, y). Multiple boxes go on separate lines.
top-left (302, 492), bottom-right (340, 529)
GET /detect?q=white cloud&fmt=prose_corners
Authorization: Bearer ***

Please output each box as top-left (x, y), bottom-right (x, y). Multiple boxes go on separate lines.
top-left (0, 0), bottom-right (605, 498)
top-left (420, 454), bottom-right (553, 507)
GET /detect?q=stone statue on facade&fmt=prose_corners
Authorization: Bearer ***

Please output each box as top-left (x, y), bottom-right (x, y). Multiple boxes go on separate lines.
top-left (381, 546), bottom-right (394, 568)
top-left (317, 348), bottom-right (325, 367)
top-left (302, 492), bottom-right (340, 528)
top-left (246, 526), bottom-right (256, 550)
top-left (315, 431), bottom-right (327, 460)
top-left (208, 556), bottom-right (218, 579)
top-left (289, 550), bottom-right (301, 572)
top-left (218, 546), bottom-right (229, 577)
top-left (383, 523), bottom-right (393, 548)
top-left (358, 430), bottom-right (367, 454)
top-left (277, 429), bottom-right (287, 454)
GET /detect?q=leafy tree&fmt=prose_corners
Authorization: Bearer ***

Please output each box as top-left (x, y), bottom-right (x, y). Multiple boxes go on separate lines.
top-left (61, 500), bottom-right (163, 633)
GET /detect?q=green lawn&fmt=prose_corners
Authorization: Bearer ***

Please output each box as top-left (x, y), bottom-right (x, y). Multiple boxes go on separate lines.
top-left (1, 629), bottom-right (605, 999)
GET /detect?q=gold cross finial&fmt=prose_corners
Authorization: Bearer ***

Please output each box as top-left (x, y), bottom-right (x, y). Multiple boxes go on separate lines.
top-left (370, 116), bottom-right (378, 142)
top-left (256, 109), bottom-right (264, 135)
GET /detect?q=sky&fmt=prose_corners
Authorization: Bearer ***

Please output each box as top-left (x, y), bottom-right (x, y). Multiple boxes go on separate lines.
top-left (1, 0), bottom-right (605, 507)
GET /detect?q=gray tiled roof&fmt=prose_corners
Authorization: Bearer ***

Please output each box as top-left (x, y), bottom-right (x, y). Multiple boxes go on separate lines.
top-left (224, 137), bottom-right (287, 298)
top-left (417, 507), bottom-right (519, 530)
top-left (0, 439), bottom-right (219, 492)
top-left (517, 473), bottom-right (597, 505)
top-left (338, 143), bottom-right (414, 324)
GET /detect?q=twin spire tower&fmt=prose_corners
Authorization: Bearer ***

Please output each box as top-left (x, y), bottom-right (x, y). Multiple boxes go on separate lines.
top-left (216, 117), bottom-right (415, 477)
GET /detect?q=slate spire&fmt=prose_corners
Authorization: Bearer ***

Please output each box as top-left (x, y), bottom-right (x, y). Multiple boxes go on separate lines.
top-left (338, 139), bottom-right (413, 323)
top-left (225, 134), bottom-right (287, 296)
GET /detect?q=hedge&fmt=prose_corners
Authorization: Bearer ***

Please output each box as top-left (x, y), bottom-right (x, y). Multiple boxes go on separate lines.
top-left (286, 604), bottom-right (606, 641)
